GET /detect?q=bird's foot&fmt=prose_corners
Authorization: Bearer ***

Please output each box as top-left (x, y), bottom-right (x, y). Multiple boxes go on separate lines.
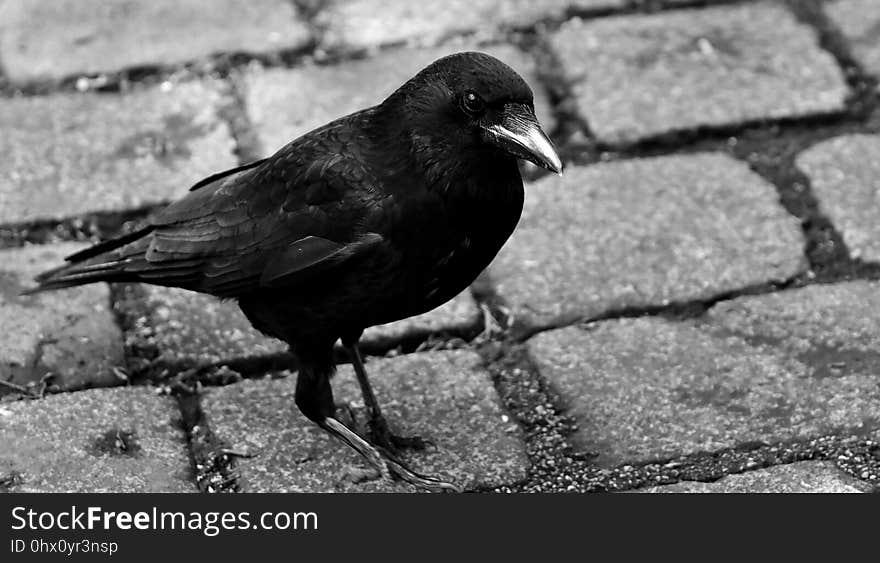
top-left (475, 303), bottom-right (508, 342)
top-left (340, 400), bottom-right (434, 453)
top-left (378, 450), bottom-right (460, 493)
top-left (322, 417), bottom-right (459, 492)
top-left (369, 418), bottom-right (434, 453)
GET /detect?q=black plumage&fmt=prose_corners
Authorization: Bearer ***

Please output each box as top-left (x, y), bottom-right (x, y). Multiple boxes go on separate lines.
top-left (31, 51), bottom-right (562, 491)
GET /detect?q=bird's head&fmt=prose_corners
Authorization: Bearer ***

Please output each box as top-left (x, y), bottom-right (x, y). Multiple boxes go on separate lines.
top-left (384, 51), bottom-right (563, 175)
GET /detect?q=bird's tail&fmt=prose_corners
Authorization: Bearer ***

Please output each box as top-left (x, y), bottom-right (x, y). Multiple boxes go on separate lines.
top-left (25, 226), bottom-right (155, 294)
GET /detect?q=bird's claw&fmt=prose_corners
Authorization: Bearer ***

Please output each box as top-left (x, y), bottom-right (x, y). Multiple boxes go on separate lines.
top-left (322, 417), bottom-right (459, 492)
top-left (341, 449), bottom-right (460, 492)
top-left (385, 433), bottom-right (434, 452)
top-left (380, 454), bottom-right (461, 493)
top-left (476, 303), bottom-right (508, 342)
top-left (369, 419), bottom-right (435, 453)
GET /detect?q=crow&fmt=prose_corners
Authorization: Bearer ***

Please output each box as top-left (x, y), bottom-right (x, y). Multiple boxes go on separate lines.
top-left (29, 51), bottom-right (562, 491)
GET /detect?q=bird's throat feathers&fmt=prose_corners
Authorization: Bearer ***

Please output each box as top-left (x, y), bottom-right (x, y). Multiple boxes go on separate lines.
top-left (373, 97), bottom-right (523, 204)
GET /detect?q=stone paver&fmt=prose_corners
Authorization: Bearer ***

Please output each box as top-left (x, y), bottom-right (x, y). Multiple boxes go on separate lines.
top-left (490, 153), bottom-right (805, 326)
top-left (637, 462), bottom-right (872, 493)
top-left (241, 43), bottom-right (555, 155)
top-left (361, 291), bottom-right (482, 348)
top-left (202, 350), bottom-right (527, 492)
top-left (139, 286), bottom-right (480, 367)
top-left (826, 0), bottom-right (880, 78)
top-left (0, 79), bottom-right (236, 224)
top-left (315, 0), bottom-right (623, 52)
top-left (0, 387), bottom-right (193, 492)
top-left (0, 0), bottom-right (310, 84)
top-left (551, 2), bottom-right (849, 144)
top-left (706, 281), bottom-right (880, 374)
top-left (529, 281), bottom-right (880, 467)
top-left (796, 134), bottom-right (880, 261)
top-left (0, 244), bottom-right (125, 394)
top-left (143, 286), bottom-right (287, 367)
top-left (1, 0), bottom-right (876, 497)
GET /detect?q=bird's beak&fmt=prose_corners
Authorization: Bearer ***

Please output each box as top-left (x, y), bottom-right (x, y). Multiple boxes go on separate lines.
top-left (483, 103), bottom-right (563, 174)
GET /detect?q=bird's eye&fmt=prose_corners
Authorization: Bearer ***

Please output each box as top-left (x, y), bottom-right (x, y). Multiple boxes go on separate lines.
top-left (461, 91), bottom-right (485, 115)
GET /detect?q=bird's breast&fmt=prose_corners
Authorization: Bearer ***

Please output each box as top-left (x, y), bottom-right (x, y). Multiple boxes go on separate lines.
top-left (392, 206), bottom-right (521, 314)
top-left (365, 161), bottom-right (523, 319)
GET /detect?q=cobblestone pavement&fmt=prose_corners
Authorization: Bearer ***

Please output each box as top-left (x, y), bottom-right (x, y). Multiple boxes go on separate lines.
top-left (2, 0), bottom-right (880, 493)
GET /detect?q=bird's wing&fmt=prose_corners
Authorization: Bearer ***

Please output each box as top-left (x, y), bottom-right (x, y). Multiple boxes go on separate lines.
top-left (187, 158), bottom-right (268, 192)
top-left (133, 122), bottom-right (385, 296)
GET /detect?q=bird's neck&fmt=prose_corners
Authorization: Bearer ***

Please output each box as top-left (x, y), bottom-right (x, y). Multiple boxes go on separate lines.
top-left (368, 101), bottom-right (525, 236)
top-left (374, 104), bottom-right (516, 187)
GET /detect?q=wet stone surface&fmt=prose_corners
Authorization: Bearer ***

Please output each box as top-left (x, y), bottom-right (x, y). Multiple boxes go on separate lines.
top-left (0, 387), bottom-right (192, 492)
top-left (0, 0), bottom-right (311, 84)
top-left (796, 134), bottom-right (880, 261)
top-left (528, 281), bottom-right (880, 467)
top-left (0, 79), bottom-right (236, 225)
top-left (201, 350), bottom-right (528, 492)
top-left (314, 0), bottom-right (624, 53)
top-left (636, 461), bottom-right (872, 493)
top-left (825, 0), bottom-right (880, 79)
top-left (551, 2), bottom-right (849, 144)
top-left (490, 153), bottom-right (805, 327)
top-left (0, 244), bottom-right (125, 395)
top-left (240, 42), bottom-right (555, 155)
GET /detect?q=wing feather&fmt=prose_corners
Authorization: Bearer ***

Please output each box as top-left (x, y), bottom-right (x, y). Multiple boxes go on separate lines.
top-left (132, 112), bottom-right (386, 295)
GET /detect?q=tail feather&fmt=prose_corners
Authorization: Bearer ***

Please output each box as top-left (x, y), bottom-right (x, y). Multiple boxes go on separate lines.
top-left (27, 264), bottom-right (127, 294)
top-left (63, 226), bottom-right (154, 262)
top-left (25, 227), bottom-right (156, 295)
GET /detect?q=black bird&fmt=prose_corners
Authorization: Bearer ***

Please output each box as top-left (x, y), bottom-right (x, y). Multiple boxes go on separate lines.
top-left (30, 51), bottom-right (562, 491)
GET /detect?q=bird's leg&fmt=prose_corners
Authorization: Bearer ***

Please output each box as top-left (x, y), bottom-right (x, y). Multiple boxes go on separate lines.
top-left (344, 340), bottom-right (432, 452)
top-left (294, 355), bottom-right (458, 492)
